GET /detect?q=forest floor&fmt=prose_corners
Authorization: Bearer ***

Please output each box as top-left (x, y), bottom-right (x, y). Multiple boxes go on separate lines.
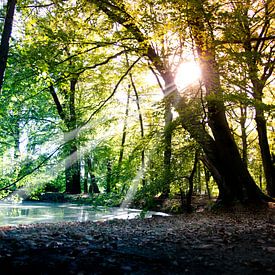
top-left (0, 205), bottom-right (274, 274)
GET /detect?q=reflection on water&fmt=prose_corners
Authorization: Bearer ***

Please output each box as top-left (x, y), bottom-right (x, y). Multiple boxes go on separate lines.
top-left (0, 202), bottom-right (169, 227)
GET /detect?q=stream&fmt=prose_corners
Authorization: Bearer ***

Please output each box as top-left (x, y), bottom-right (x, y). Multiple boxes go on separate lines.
top-left (0, 201), bottom-right (169, 227)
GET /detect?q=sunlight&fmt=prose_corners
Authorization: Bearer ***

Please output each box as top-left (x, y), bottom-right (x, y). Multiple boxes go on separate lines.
top-left (175, 61), bottom-right (201, 91)
top-left (2, 115), bottom-right (120, 201)
top-left (120, 167), bottom-right (144, 209)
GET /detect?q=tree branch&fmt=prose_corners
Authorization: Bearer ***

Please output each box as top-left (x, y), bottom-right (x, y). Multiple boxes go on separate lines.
top-left (49, 85), bottom-right (66, 122)
top-left (76, 49), bottom-right (131, 74)
top-left (80, 57), bottom-right (141, 128)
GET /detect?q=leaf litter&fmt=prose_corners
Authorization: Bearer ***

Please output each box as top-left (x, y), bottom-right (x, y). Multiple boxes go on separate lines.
top-left (0, 210), bottom-right (274, 274)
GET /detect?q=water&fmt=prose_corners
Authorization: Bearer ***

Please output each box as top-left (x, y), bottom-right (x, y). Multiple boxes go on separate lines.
top-left (0, 201), bottom-right (169, 227)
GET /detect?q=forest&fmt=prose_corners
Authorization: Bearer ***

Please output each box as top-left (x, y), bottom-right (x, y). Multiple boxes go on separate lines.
top-left (0, 0), bottom-right (274, 273)
top-left (0, 0), bottom-right (274, 209)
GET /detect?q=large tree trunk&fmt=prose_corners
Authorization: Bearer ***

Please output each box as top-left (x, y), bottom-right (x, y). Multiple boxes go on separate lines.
top-left (161, 73), bottom-right (229, 202)
top-left (0, 0), bottom-right (16, 92)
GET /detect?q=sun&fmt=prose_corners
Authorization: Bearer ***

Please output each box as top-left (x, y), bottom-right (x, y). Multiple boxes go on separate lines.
top-left (175, 61), bottom-right (201, 91)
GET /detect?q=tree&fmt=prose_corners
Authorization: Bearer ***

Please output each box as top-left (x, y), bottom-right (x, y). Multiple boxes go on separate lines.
top-left (18, 0), bottom-right (131, 194)
top-left (89, 0), bottom-right (272, 205)
top-left (50, 81), bottom-right (81, 194)
top-left (238, 1), bottom-right (275, 196)
top-left (2, 0), bottom-right (273, 206)
top-left (214, 0), bottom-right (275, 197)
top-left (0, 0), bottom-right (16, 92)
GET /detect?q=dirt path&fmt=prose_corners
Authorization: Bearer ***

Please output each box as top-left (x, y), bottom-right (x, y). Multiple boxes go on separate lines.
top-left (0, 211), bottom-right (274, 274)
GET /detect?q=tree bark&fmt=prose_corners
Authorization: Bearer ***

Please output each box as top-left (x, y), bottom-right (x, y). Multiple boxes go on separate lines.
top-left (0, 0), bottom-right (16, 92)
top-left (65, 78), bottom-right (81, 194)
top-left (255, 109), bottom-right (275, 197)
top-left (204, 165), bottom-right (212, 200)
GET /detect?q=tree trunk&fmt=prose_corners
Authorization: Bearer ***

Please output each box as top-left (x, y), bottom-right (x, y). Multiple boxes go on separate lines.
top-left (162, 73), bottom-right (228, 202)
top-left (162, 96), bottom-right (173, 198)
top-left (186, 152), bottom-right (199, 212)
top-left (65, 79), bottom-right (81, 193)
top-left (244, 40), bottom-right (275, 196)
top-left (255, 110), bottom-right (275, 197)
top-left (0, 0), bottom-right (16, 92)
top-left (89, 174), bottom-right (99, 194)
top-left (64, 141), bottom-right (81, 194)
top-left (106, 159), bottom-right (112, 193)
top-left (196, 160), bottom-right (201, 194)
top-left (130, 74), bottom-right (146, 186)
top-left (83, 158), bottom-right (89, 193)
top-left (49, 78), bottom-right (81, 194)
top-left (11, 117), bottom-right (20, 160)
top-left (204, 166), bottom-right (212, 200)
top-left (87, 156), bottom-right (100, 194)
top-left (116, 86), bottom-right (130, 186)
top-left (240, 105), bottom-right (248, 167)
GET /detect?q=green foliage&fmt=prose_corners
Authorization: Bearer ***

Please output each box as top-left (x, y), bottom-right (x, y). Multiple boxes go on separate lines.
top-left (0, 0), bottom-right (274, 208)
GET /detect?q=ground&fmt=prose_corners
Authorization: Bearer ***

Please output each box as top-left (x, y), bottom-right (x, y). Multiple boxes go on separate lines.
top-left (0, 208), bottom-right (274, 274)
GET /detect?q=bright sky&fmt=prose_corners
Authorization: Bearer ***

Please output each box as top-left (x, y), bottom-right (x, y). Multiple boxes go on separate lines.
top-left (175, 61), bottom-right (201, 91)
